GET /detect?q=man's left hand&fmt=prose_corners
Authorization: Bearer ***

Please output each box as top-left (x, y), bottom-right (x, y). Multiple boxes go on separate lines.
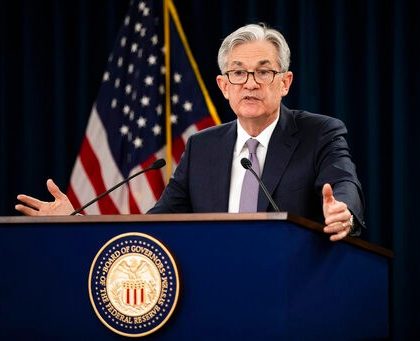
top-left (322, 183), bottom-right (353, 241)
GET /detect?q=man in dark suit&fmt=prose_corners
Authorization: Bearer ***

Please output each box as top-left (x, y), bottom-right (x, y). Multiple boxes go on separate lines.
top-left (15, 23), bottom-right (364, 241)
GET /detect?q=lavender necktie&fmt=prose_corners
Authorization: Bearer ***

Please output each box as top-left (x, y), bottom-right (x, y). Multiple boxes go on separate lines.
top-left (239, 138), bottom-right (260, 212)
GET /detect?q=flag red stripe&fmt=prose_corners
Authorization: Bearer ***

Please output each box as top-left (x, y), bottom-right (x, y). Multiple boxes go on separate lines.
top-left (171, 117), bottom-right (216, 164)
top-left (141, 155), bottom-right (165, 201)
top-left (172, 136), bottom-right (186, 164)
top-left (145, 170), bottom-right (165, 201)
top-left (128, 187), bottom-right (141, 214)
top-left (79, 138), bottom-right (119, 214)
top-left (195, 116), bottom-right (216, 131)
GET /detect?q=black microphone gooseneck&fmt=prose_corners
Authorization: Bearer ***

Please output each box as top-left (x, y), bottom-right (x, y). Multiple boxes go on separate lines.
top-left (70, 158), bottom-right (166, 215)
top-left (240, 158), bottom-right (280, 212)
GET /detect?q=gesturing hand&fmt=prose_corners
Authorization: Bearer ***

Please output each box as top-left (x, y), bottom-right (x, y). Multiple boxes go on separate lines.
top-left (15, 179), bottom-right (75, 216)
top-left (322, 183), bottom-right (353, 241)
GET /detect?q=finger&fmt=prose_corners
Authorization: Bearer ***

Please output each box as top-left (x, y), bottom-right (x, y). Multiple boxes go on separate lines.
top-left (325, 211), bottom-right (352, 226)
top-left (16, 194), bottom-right (45, 210)
top-left (324, 221), bottom-right (350, 234)
top-left (330, 229), bottom-right (349, 242)
top-left (325, 201), bottom-right (347, 215)
top-left (46, 179), bottom-right (66, 200)
top-left (15, 204), bottom-right (39, 216)
top-left (322, 183), bottom-right (335, 205)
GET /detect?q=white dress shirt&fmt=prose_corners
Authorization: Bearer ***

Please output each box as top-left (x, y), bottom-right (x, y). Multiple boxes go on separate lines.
top-left (228, 113), bottom-right (280, 212)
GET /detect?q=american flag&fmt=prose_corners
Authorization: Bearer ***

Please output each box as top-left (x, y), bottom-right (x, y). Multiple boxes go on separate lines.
top-left (67, 0), bottom-right (220, 214)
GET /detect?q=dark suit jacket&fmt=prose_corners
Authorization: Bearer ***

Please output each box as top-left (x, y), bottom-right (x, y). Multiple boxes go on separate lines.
top-left (149, 105), bottom-right (365, 230)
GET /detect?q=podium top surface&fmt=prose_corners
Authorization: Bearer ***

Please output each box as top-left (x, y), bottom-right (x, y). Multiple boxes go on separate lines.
top-left (0, 212), bottom-right (393, 258)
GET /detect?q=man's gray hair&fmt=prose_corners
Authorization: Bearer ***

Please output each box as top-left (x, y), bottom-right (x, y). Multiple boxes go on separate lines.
top-left (217, 23), bottom-right (291, 73)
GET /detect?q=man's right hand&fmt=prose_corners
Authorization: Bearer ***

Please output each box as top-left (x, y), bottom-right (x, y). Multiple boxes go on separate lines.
top-left (15, 179), bottom-right (75, 216)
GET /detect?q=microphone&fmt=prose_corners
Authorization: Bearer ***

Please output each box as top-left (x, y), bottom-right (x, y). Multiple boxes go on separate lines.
top-left (70, 158), bottom-right (166, 215)
top-left (240, 158), bottom-right (280, 212)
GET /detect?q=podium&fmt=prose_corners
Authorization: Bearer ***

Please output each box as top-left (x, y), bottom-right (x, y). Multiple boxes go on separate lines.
top-left (0, 213), bottom-right (392, 340)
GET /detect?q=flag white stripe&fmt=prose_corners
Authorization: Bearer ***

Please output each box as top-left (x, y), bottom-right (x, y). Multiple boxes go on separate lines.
top-left (182, 124), bottom-right (198, 145)
top-left (86, 107), bottom-right (129, 213)
top-left (129, 167), bottom-right (157, 213)
top-left (129, 147), bottom-right (168, 212)
top-left (69, 157), bottom-right (100, 215)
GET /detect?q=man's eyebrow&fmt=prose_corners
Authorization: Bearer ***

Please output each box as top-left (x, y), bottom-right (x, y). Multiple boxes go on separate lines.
top-left (231, 61), bottom-right (244, 67)
top-left (257, 60), bottom-right (272, 66)
top-left (230, 60), bottom-right (273, 67)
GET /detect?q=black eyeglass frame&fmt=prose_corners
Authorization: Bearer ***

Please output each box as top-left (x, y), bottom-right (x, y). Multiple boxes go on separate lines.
top-left (223, 69), bottom-right (283, 85)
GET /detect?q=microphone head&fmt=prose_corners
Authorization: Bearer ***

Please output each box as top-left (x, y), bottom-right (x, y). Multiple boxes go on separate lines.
top-left (151, 158), bottom-right (166, 170)
top-left (241, 158), bottom-right (252, 170)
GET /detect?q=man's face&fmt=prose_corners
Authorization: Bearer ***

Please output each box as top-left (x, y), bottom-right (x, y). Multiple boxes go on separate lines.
top-left (216, 40), bottom-right (293, 125)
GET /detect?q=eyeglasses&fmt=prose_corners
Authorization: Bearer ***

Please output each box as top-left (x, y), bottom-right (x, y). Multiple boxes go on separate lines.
top-left (224, 69), bottom-right (283, 85)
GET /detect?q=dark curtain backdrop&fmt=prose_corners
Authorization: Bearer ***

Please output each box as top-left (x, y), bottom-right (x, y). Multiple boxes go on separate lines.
top-left (1, 0), bottom-right (419, 338)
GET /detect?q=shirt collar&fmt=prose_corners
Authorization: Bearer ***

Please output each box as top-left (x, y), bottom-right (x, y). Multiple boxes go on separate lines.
top-left (234, 111), bottom-right (280, 155)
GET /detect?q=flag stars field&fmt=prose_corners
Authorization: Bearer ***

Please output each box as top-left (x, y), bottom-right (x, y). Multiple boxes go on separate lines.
top-left (144, 76), bottom-right (154, 86)
top-left (171, 94), bottom-right (179, 104)
top-left (137, 116), bottom-right (147, 128)
top-left (148, 55), bottom-right (157, 65)
top-left (173, 72), bottom-right (182, 83)
top-left (183, 101), bottom-right (192, 112)
top-left (120, 125), bottom-right (129, 136)
top-left (151, 35), bottom-right (158, 45)
top-left (133, 137), bottom-right (143, 148)
top-left (140, 96), bottom-right (150, 106)
top-left (171, 114), bottom-right (178, 124)
top-left (152, 124), bottom-right (162, 136)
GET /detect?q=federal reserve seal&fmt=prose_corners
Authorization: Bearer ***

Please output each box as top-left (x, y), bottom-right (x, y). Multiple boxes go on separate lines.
top-left (88, 232), bottom-right (180, 337)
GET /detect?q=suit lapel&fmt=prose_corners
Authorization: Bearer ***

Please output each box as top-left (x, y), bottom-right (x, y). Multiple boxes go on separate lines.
top-left (258, 105), bottom-right (299, 211)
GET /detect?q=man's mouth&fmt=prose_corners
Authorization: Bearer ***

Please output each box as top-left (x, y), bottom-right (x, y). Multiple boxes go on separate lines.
top-left (242, 95), bottom-right (261, 101)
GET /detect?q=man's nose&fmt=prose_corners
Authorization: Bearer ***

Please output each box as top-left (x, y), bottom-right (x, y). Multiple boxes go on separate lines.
top-left (244, 72), bottom-right (259, 88)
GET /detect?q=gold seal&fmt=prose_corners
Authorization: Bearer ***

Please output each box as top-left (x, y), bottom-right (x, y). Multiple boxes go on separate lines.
top-left (88, 232), bottom-right (180, 337)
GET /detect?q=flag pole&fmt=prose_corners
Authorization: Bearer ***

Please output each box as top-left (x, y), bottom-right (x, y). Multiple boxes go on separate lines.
top-left (164, 0), bottom-right (172, 182)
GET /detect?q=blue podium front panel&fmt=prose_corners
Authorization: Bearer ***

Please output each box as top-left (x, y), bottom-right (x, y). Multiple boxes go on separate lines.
top-left (0, 216), bottom-right (389, 340)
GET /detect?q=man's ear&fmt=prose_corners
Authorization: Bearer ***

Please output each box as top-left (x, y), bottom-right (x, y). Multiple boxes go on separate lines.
top-left (280, 71), bottom-right (293, 97)
top-left (216, 75), bottom-right (229, 100)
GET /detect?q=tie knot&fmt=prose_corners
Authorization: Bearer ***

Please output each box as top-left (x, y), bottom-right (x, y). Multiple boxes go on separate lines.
top-left (246, 138), bottom-right (259, 154)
